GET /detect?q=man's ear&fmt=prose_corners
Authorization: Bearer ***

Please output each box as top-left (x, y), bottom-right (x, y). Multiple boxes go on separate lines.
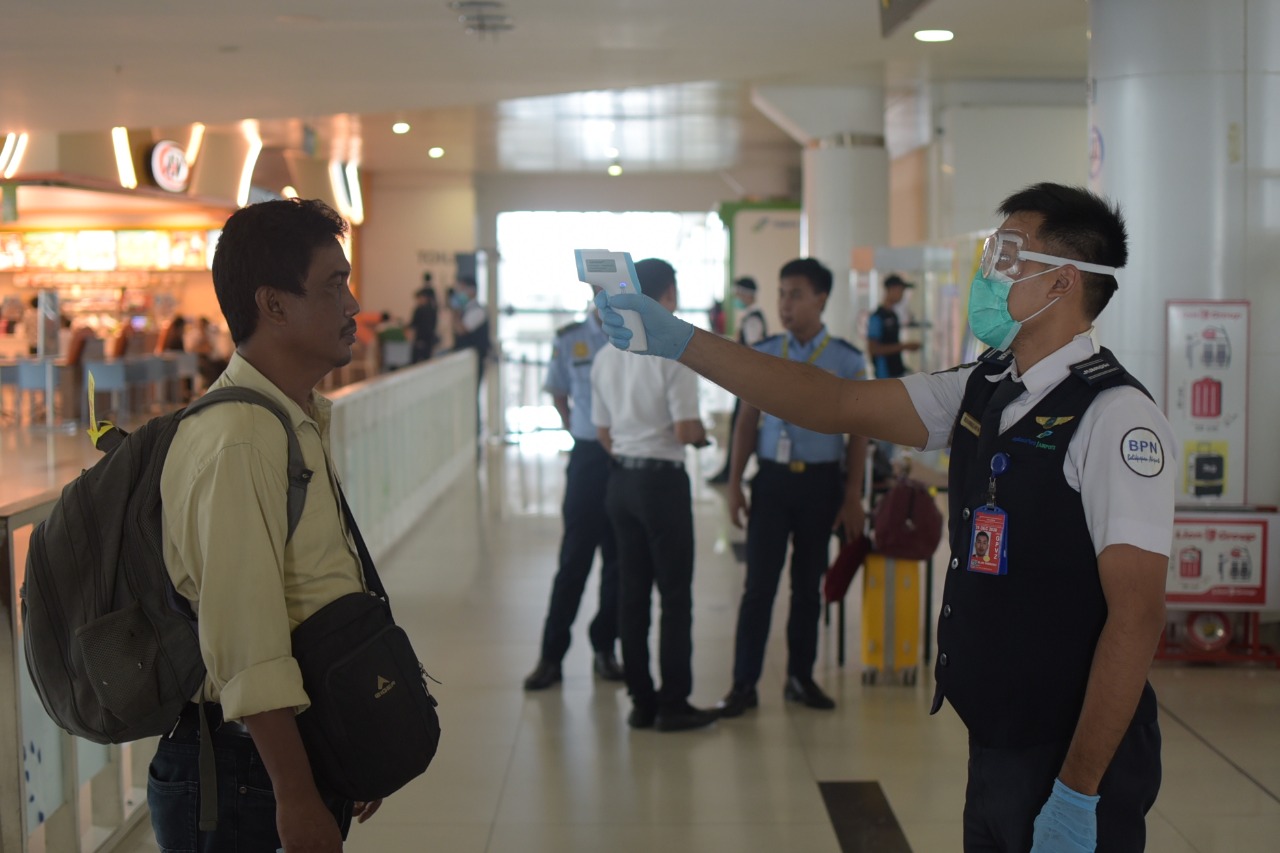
top-left (1050, 265), bottom-right (1081, 297)
top-left (254, 286), bottom-right (288, 328)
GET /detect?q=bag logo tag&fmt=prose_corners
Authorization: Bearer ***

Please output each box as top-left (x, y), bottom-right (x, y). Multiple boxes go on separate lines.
top-left (375, 676), bottom-right (396, 698)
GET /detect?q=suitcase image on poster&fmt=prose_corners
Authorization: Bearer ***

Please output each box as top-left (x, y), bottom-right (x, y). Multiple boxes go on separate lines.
top-left (1190, 377), bottom-right (1222, 418)
top-left (860, 554), bottom-right (920, 686)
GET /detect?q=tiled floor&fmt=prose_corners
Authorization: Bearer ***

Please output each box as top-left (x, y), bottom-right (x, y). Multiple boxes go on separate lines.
top-left (15, 429), bottom-right (1280, 853)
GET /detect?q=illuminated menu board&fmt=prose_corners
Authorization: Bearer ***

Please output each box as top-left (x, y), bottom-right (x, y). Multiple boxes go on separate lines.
top-left (22, 232), bottom-right (78, 270)
top-left (0, 233), bottom-right (23, 270)
top-left (117, 231), bottom-right (172, 270)
top-left (76, 230), bottom-right (118, 271)
top-left (168, 231), bottom-right (207, 269)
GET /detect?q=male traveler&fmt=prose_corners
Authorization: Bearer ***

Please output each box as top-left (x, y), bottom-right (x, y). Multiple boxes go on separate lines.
top-left (708, 276), bottom-right (768, 484)
top-left (719, 258), bottom-right (867, 717)
top-left (524, 294), bottom-right (624, 690)
top-left (153, 199), bottom-right (382, 851)
top-left (866, 273), bottom-right (921, 380)
top-left (591, 258), bottom-right (717, 733)
top-left (595, 183), bottom-right (1174, 852)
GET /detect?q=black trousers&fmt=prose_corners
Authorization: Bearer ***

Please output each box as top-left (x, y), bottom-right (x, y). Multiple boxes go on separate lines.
top-left (538, 439), bottom-right (620, 663)
top-left (733, 462), bottom-right (843, 688)
top-left (963, 718), bottom-right (1162, 852)
top-left (605, 465), bottom-right (695, 710)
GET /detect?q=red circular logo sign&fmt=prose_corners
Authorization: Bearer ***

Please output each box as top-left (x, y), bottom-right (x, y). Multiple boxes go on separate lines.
top-left (150, 140), bottom-right (190, 193)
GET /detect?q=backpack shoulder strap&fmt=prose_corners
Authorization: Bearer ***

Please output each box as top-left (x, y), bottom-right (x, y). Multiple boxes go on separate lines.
top-left (182, 388), bottom-right (313, 542)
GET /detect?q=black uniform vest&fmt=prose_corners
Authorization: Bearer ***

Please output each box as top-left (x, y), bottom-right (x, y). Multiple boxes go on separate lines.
top-left (931, 347), bottom-right (1158, 748)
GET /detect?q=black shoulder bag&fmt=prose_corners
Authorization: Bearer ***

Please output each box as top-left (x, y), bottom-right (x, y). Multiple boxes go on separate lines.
top-left (291, 488), bottom-right (441, 801)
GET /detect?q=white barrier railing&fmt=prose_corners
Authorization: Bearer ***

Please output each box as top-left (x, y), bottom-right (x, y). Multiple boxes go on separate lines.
top-left (0, 351), bottom-right (478, 851)
top-left (327, 350), bottom-right (478, 562)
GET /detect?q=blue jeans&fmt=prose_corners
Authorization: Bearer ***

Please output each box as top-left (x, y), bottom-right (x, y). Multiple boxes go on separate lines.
top-left (148, 721), bottom-right (352, 853)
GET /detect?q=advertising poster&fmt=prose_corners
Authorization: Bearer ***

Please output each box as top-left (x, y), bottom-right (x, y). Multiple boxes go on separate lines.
top-left (1166, 515), bottom-right (1275, 609)
top-left (1165, 301), bottom-right (1249, 504)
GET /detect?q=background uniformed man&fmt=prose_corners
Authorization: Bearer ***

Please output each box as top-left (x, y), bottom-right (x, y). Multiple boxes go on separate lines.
top-left (524, 296), bottom-right (624, 690)
top-left (593, 182), bottom-right (1175, 853)
top-left (718, 258), bottom-right (867, 717)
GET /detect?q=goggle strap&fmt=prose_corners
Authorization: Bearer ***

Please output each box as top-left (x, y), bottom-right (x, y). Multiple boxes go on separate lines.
top-left (1018, 250), bottom-right (1118, 276)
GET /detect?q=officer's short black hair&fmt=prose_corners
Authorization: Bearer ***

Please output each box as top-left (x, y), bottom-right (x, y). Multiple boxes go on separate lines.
top-left (733, 276), bottom-right (757, 293)
top-left (779, 258), bottom-right (833, 296)
top-left (998, 183), bottom-right (1127, 322)
top-left (635, 258), bottom-right (677, 302)
top-left (976, 531), bottom-right (989, 542)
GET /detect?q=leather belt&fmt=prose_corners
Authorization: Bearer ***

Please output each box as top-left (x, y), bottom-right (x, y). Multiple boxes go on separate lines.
top-left (759, 459), bottom-right (840, 474)
top-left (613, 455), bottom-right (684, 471)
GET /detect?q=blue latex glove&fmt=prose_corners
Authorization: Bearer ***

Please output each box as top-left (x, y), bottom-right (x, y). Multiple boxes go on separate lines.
top-left (1030, 779), bottom-right (1099, 853)
top-left (593, 290), bottom-right (695, 359)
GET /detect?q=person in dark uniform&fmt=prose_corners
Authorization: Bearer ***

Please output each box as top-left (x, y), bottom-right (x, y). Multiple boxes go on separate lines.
top-left (593, 182), bottom-right (1174, 853)
top-left (409, 276), bottom-right (438, 363)
top-left (708, 276), bottom-right (768, 484)
top-left (524, 296), bottom-right (624, 689)
top-left (718, 258), bottom-right (867, 716)
top-left (866, 273), bottom-right (920, 380)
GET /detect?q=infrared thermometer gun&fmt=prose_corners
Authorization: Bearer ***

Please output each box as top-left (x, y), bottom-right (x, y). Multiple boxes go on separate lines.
top-left (574, 249), bottom-right (648, 352)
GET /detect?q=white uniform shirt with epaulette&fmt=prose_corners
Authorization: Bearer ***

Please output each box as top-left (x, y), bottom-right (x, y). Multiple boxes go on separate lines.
top-left (544, 315), bottom-right (608, 441)
top-left (900, 333), bottom-right (1176, 557)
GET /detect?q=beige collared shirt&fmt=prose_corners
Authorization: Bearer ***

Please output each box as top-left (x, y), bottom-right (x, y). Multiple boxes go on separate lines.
top-left (161, 353), bottom-right (364, 721)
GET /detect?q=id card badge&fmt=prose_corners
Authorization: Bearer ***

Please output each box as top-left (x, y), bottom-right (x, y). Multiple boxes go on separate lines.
top-left (775, 432), bottom-right (792, 465)
top-left (968, 506), bottom-right (1009, 575)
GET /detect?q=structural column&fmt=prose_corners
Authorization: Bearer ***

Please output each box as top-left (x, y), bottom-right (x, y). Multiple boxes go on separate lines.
top-left (1090, 0), bottom-right (1280, 504)
top-left (752, 86), bottom-right (888, 339)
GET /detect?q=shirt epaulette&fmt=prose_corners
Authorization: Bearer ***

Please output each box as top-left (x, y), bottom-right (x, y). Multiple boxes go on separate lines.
top-left (978, 348), bottom-right (1014, 366)
top-left (1070, 350), bottom-right (1125, 385)
top-left (555, 320), bottom-right (585, 337)
top-left (828, 337), bottom-right (863, 356)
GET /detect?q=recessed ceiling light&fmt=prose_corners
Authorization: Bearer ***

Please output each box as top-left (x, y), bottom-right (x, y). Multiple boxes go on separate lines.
top-left (428, 147), bottom-right (445, 159)
top-left (281, 185), bottom-right (299, 198)
top-left (607, 164), bottom-right (623, 177)
top-left (914, 29), bottom-right (954, 43)
top-left (392, 122), bottom-right (411, 134)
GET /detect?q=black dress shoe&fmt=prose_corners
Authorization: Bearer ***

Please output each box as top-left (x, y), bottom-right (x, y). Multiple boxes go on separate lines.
top-left (522, 660), bottom-right (562, 691)
top-left (655, 702), bottom-right (718, 732)
top-left (716, 686), bottom-right (759, 718)
top-left (783, 675), bottom-right (836, 710)
top-left (628, 704), bottom-right (657, 729)
top-left (593, 651), bottom-right (625, 681)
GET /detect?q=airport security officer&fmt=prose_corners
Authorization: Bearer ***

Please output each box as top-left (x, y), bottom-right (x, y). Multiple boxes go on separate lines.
top-left (524, 297), bottom-right (624, 690)
top-left (719, 258), bottom-right (867, 716)
top-left (593, 182), bottom-right (1176, 853)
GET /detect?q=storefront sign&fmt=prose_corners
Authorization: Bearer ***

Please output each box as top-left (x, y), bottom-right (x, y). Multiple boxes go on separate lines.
top-left (1167, 513), bottom-right (1276, 609)
top-left (1165, 301), bottom-right (1249, 504)
top-left (150, 140), bottom-right (190, 193)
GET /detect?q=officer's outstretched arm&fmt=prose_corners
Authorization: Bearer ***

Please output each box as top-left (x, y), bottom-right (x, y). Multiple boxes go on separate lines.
top-left (679, 329), bottom-right (928, 447)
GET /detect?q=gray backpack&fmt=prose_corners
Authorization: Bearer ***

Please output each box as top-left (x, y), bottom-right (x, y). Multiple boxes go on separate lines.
top-left (20, 387), bottom-right (310, 745)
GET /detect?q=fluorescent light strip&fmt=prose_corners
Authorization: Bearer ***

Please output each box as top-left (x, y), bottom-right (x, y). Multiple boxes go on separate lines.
top-left (112, 127), bottom-right (138, 188)
top-left (5, 134), bottom-right (28, 179)
top-left (185, 122), bottom-right (206, 167)
top-left (0, 134), bottom-right (15, 174)
top-left (237, 123), bottom-right (263, 207)
top-left (344, 162), bottom-right (364, 225)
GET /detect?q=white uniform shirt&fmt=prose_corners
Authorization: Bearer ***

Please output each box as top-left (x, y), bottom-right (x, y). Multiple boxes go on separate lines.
top-left (901, 333), bottom-right (1176, 558)
top-left (590, 346), bottom-right (700, 462)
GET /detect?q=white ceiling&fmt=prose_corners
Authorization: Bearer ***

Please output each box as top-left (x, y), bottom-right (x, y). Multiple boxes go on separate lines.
top-left (1, 0), bottom-right (1092, 177)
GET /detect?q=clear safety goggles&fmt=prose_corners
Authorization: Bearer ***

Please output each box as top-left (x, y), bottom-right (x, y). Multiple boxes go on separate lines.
top-left (979, 229), bottom-right (1118, 279)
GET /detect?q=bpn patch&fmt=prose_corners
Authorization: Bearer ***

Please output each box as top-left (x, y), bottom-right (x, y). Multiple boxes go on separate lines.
top-left (1121, 427), bottom-right (1165, 477)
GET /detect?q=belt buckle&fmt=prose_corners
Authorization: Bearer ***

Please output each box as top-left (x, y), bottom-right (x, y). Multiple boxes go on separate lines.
top-left (789, 461), bottom-right (806, 473)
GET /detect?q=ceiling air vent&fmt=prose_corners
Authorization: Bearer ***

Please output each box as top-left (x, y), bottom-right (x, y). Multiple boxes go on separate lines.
top-left (449, 1), bottom-right (514, 38)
